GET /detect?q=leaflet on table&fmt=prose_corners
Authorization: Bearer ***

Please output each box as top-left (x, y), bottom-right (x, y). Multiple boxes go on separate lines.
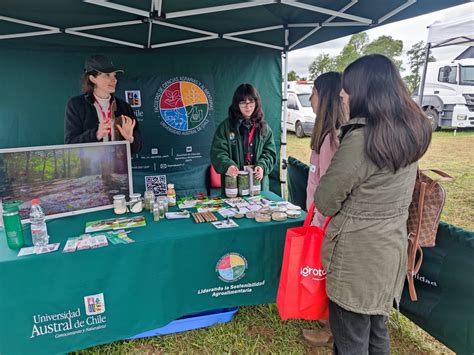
top-left (85, 215), bottom-right (146, 233)
top-left (212, 219), bottom-right (239, 229)
top-left (17, 243), bottom-right (61, 257)
top-left (177, 196), bottom-right (224, 209)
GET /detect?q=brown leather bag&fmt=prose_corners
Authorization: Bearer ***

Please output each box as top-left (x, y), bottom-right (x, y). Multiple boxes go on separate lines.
top-left (406, 169), bottom-right (454, 301)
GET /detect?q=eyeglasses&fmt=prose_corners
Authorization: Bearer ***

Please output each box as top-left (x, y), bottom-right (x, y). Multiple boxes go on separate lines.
top-left (239, 100), bottom-right (256, 107)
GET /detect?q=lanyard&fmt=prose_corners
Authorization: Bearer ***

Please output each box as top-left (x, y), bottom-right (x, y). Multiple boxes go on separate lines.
top-left (94, 98), bottom-right (111, 137)
top-left (246, 125), bottom-right (256, 163)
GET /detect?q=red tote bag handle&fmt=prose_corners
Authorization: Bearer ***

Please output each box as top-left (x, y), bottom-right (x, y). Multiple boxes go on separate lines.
top-left (304, 203), bottom-right (331, 231)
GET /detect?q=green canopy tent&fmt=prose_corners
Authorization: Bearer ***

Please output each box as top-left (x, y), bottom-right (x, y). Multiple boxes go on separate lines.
top-left (0, 0), bottom-right (468, 196)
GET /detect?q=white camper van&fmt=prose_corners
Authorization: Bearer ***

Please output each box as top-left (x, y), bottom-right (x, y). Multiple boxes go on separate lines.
top-left (415, 58), bottom-right (474, 129)
top-left (283, 81), bottom-right (315, 138)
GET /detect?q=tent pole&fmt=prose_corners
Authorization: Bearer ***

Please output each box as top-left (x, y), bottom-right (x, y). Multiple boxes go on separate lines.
top-left (281, 28), bottom-right (289, 199)
top-left (418, 42), bottom-right (431, 106)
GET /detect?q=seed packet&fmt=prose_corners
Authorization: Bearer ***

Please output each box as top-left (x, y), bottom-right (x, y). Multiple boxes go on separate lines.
top-left (63, 238), bottom-right (80, 253)
top-left (18, 246), bottom-right (36, 257)
top-left (35, 243), bottom-right (60, 254)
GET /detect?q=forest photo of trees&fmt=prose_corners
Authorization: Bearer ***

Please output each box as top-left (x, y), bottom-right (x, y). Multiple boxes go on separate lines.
top-left (0, 144), bottom-right (130, 219)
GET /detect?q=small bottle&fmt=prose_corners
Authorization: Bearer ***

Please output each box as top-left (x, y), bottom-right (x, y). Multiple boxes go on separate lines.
top-left (152, 202), bottom-right (160, 222)
top-left (30, 199), bottom-right (49, 247)
top-left (2, 201), bottom-right (25, 249)
top-left (167, 184), bottom-right (176, 207)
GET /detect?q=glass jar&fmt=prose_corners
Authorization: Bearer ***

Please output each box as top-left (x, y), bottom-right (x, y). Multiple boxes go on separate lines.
top-left (129, 193), bottom-right (143, 213)
top-left (152, 202), bottom-right (160, 221)
top-left (238, 171), bottom-right (250, 197)
top-left (144, 190), bottom-right (155, 211)
top-left (251, 170), bottom-right (261, 196)
top-left (157, 196), bottom-right (169, 213)
top-left (225, 174), bottom-right (238, 198)
top-left (158, 201), bottom-right (166, 218)
top-left (113, 194), bottom-right (127, 215)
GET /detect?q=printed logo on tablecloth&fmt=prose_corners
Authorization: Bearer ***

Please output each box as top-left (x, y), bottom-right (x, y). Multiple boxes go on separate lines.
top-left (84, 293), bottom-right (105, 315)
top-left (153, 77), bottom-right (213, 136)
top-left (216, 253), bottom-right (248, 282)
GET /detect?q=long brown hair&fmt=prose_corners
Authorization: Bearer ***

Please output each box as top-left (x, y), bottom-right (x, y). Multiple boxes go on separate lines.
top-left (81, 71), bottom-right (99, 93)
top-left (342, 54), bottom-right (432, 172)
top-left (310, 72), bottom-right (346, 153)
top-left (228, 84), bottom-right (267, 135)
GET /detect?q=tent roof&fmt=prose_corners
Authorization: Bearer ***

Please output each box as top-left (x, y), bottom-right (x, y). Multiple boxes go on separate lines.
top-left (427, 13), bottom-right (474, 48)
top-left (0, 0), bottom-right (470, 51)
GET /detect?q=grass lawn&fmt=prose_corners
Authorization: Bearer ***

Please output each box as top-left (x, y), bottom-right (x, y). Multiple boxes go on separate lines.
top-left (77, 130), bottom-right (473, 354)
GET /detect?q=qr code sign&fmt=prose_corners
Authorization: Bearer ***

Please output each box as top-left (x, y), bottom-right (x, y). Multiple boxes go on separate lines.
top-left (145, 175), bottom-right (167, 195)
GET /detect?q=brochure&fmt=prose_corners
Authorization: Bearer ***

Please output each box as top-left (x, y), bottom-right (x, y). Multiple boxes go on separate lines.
top-left (85, 215), bottom-right (146, 233)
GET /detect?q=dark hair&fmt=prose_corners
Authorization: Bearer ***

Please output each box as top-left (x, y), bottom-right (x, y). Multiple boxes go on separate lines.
top-left (81, 71), bottom-right (99, 93)
top-left (310, 72), bottom-right (346, 153)
top-left (342, 54), bottom-right (432, 172)
top-left (228, 84), bottom-right (267, 135)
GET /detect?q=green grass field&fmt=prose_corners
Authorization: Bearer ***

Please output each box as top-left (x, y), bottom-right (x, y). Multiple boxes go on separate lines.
top-left (77, 130), bottom-right (473, 354)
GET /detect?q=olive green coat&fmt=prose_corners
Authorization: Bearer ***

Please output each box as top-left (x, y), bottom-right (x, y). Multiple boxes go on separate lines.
top-left (210, 118), bottom-right (276, 191)
top-left (314, 117), bottom-right (417, 315)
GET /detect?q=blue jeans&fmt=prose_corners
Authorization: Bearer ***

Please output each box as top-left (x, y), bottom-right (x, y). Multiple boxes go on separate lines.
top-left (329, 300), bottom-right (390, 355)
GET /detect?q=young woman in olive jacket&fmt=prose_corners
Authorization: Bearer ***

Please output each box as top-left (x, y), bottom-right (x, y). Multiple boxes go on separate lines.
top-left (211, 84), bottom-right (276, 191)
top-left (314, 55), bottom-right (432, 354)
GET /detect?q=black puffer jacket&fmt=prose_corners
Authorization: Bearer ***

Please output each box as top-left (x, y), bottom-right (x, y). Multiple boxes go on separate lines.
top-left (64, 93), bottom-right (143, 153)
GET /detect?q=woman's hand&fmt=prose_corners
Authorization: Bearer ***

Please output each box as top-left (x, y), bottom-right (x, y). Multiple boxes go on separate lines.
top-left (116, 115), bottom-right (136, 144)
top-left (226, 165), bottom-right (239, 176)
top-left (255, 166), bottom-right (264, 180)
top-left (96, 121), bottom-right (112, 141)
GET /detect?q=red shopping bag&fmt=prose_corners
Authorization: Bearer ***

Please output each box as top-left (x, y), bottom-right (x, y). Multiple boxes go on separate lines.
top-left (276, 203), bottom-right (330, 320)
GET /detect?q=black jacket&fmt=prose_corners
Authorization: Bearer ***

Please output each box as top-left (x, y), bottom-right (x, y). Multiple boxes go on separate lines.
top-left (64, 93), bottom-right (143, 153)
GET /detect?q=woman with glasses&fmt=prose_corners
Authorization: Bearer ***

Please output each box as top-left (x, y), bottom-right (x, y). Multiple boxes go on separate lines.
top-left (64, 54), bottom-right (143, 153)
top-left (211, 83), bottom-right (276, 191)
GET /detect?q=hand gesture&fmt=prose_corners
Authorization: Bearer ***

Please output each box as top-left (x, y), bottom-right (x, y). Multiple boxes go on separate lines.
top-left (226, 165), bottom-right (239, 177)
top-left (116, 115), bottom-right (136, 143)
top-left (96, 121), bottom-right (112, 141)
top-left (254, 166), bottom-right (264, 180)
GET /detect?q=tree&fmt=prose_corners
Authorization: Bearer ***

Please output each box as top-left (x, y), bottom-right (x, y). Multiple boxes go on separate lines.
top-left (287, 70), bottom-right (299, 81)
top-left (335, 32), bottom-right (369, 71)
top-left (363, 35), bottom-right (404, 69)
top-left (404, 41), bottom-right (436, 92)
top-left (308, 53), bottom-right (336, 80)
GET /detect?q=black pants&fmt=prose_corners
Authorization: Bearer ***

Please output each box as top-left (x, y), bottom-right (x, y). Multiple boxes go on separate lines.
top-left (329, 300), bottom-right (390, 355)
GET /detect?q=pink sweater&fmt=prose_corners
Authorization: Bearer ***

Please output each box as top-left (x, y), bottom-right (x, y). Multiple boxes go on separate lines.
top-left (306, 134), bottom-right (339, 227)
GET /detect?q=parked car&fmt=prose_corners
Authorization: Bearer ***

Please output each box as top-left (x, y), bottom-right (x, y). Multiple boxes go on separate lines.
top-left (283, 81), bottom-right (315, 138)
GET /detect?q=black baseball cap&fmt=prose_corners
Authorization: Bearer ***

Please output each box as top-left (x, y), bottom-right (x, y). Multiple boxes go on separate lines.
top-left (84, 54), bottom-right (124, 74)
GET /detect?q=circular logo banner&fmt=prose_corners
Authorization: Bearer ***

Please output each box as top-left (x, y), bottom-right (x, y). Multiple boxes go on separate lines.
top-left (154, 77), bottom-right (213, 136)
top-left (216, 253), bottom-right (248, 282)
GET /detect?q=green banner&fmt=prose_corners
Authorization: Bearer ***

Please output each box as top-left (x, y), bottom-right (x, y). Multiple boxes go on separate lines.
top-left (116, 75), bottom-right (215, 196)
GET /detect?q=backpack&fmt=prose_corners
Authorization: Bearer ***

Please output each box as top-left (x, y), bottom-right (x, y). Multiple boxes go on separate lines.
top-left (406, 169), bottom-right (454, 301)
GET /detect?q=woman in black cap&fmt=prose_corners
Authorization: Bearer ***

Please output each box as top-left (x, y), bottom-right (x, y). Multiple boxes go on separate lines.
top-left (64, 54), bottom-right (143, 153)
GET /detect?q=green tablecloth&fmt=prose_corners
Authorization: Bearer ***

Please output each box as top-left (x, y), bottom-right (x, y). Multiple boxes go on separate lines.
top-left (0, 192), bottom-right (304, 354)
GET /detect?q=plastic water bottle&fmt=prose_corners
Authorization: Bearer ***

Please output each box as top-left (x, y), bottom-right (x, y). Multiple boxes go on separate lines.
top-left (30, 199), bottom-right (49, 246)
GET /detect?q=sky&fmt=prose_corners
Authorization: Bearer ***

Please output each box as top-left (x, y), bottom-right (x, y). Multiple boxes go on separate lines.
top-left (288, 2), bottom-right (474, 78)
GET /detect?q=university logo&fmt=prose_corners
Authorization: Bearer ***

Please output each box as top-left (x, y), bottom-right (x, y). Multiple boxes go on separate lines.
top-left (84, 293), bottom-right (105, 316)
top-left (125, 90), bottom-right (141, 108)
top-left (154, 77), bottom-right (213, 136)
top-left (216, 253), bottom-right (248, 282)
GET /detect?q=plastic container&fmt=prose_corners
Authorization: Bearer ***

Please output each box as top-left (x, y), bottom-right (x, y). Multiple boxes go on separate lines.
top-left (129, 193), bottom-right (143, 213)
top-left (127, 308), bottom-right (238, 339)
top-left (30, 199), bottom-right (49, 247)
top-left (167, 184), bottom-right (176, 207)
top-left (2, 201), bottom-right (24, 249)
top-left (225, 174), bottom-right (238, 198)
top-left (113, 194), bottom-right (127, 215)
top-left (144, 190), bottom-right (155, 211)
top-left (238, 171), bottom-right (250, 197)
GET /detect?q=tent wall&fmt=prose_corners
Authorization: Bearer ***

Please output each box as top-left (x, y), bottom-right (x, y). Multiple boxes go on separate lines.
top-left (0, 45), bottom-right (282, 194)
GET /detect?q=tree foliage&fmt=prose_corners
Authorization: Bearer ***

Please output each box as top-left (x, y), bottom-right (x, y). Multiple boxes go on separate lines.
top-left (287, 70), bottom-right (299, 81)
top-left (308, 53), bottom-right (337, 80)
top-left (403, 41), bottom-right (436, 92)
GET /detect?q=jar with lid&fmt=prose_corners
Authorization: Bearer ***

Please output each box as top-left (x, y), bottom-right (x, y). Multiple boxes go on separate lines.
top-left (157, 196), bottom-right (169, 213)
top-left (129, 193), bottom-right (143, 213)
top-left (250, 170), bottom-right (261, 196)
top-left (2, 201), bottom-right (24, 249)
top-left (167, 184), bottom-right (176, 207)
top-left (113, 194), bottom-right (127, 215)
top-left (225, 174), bottom-right (238, 198)
top-left (144, 190), bottom-right (155, 210)
top-left (238, 171), bottom-right (250, 197)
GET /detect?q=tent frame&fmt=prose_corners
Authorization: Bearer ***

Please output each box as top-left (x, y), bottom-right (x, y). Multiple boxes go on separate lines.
top-left (0, 0), bottom-right (419, 198)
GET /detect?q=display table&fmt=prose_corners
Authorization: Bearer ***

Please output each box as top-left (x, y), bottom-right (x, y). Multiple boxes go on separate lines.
top-left (0, 192), bottom-right (304, 354)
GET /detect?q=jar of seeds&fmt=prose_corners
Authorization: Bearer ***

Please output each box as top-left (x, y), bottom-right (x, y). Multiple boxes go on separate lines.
top-left (144, 190), bottom-right (155, 210)
top-left (238, 171), bottom-right (250, 197)
top-left (225, 174), bottom-right (238, 198)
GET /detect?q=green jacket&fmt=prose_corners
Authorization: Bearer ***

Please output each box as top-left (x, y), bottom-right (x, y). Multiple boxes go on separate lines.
top-left (314, 117), bottom-right (417, 315)
top-left (211, 118), bottom-right (277, 191)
